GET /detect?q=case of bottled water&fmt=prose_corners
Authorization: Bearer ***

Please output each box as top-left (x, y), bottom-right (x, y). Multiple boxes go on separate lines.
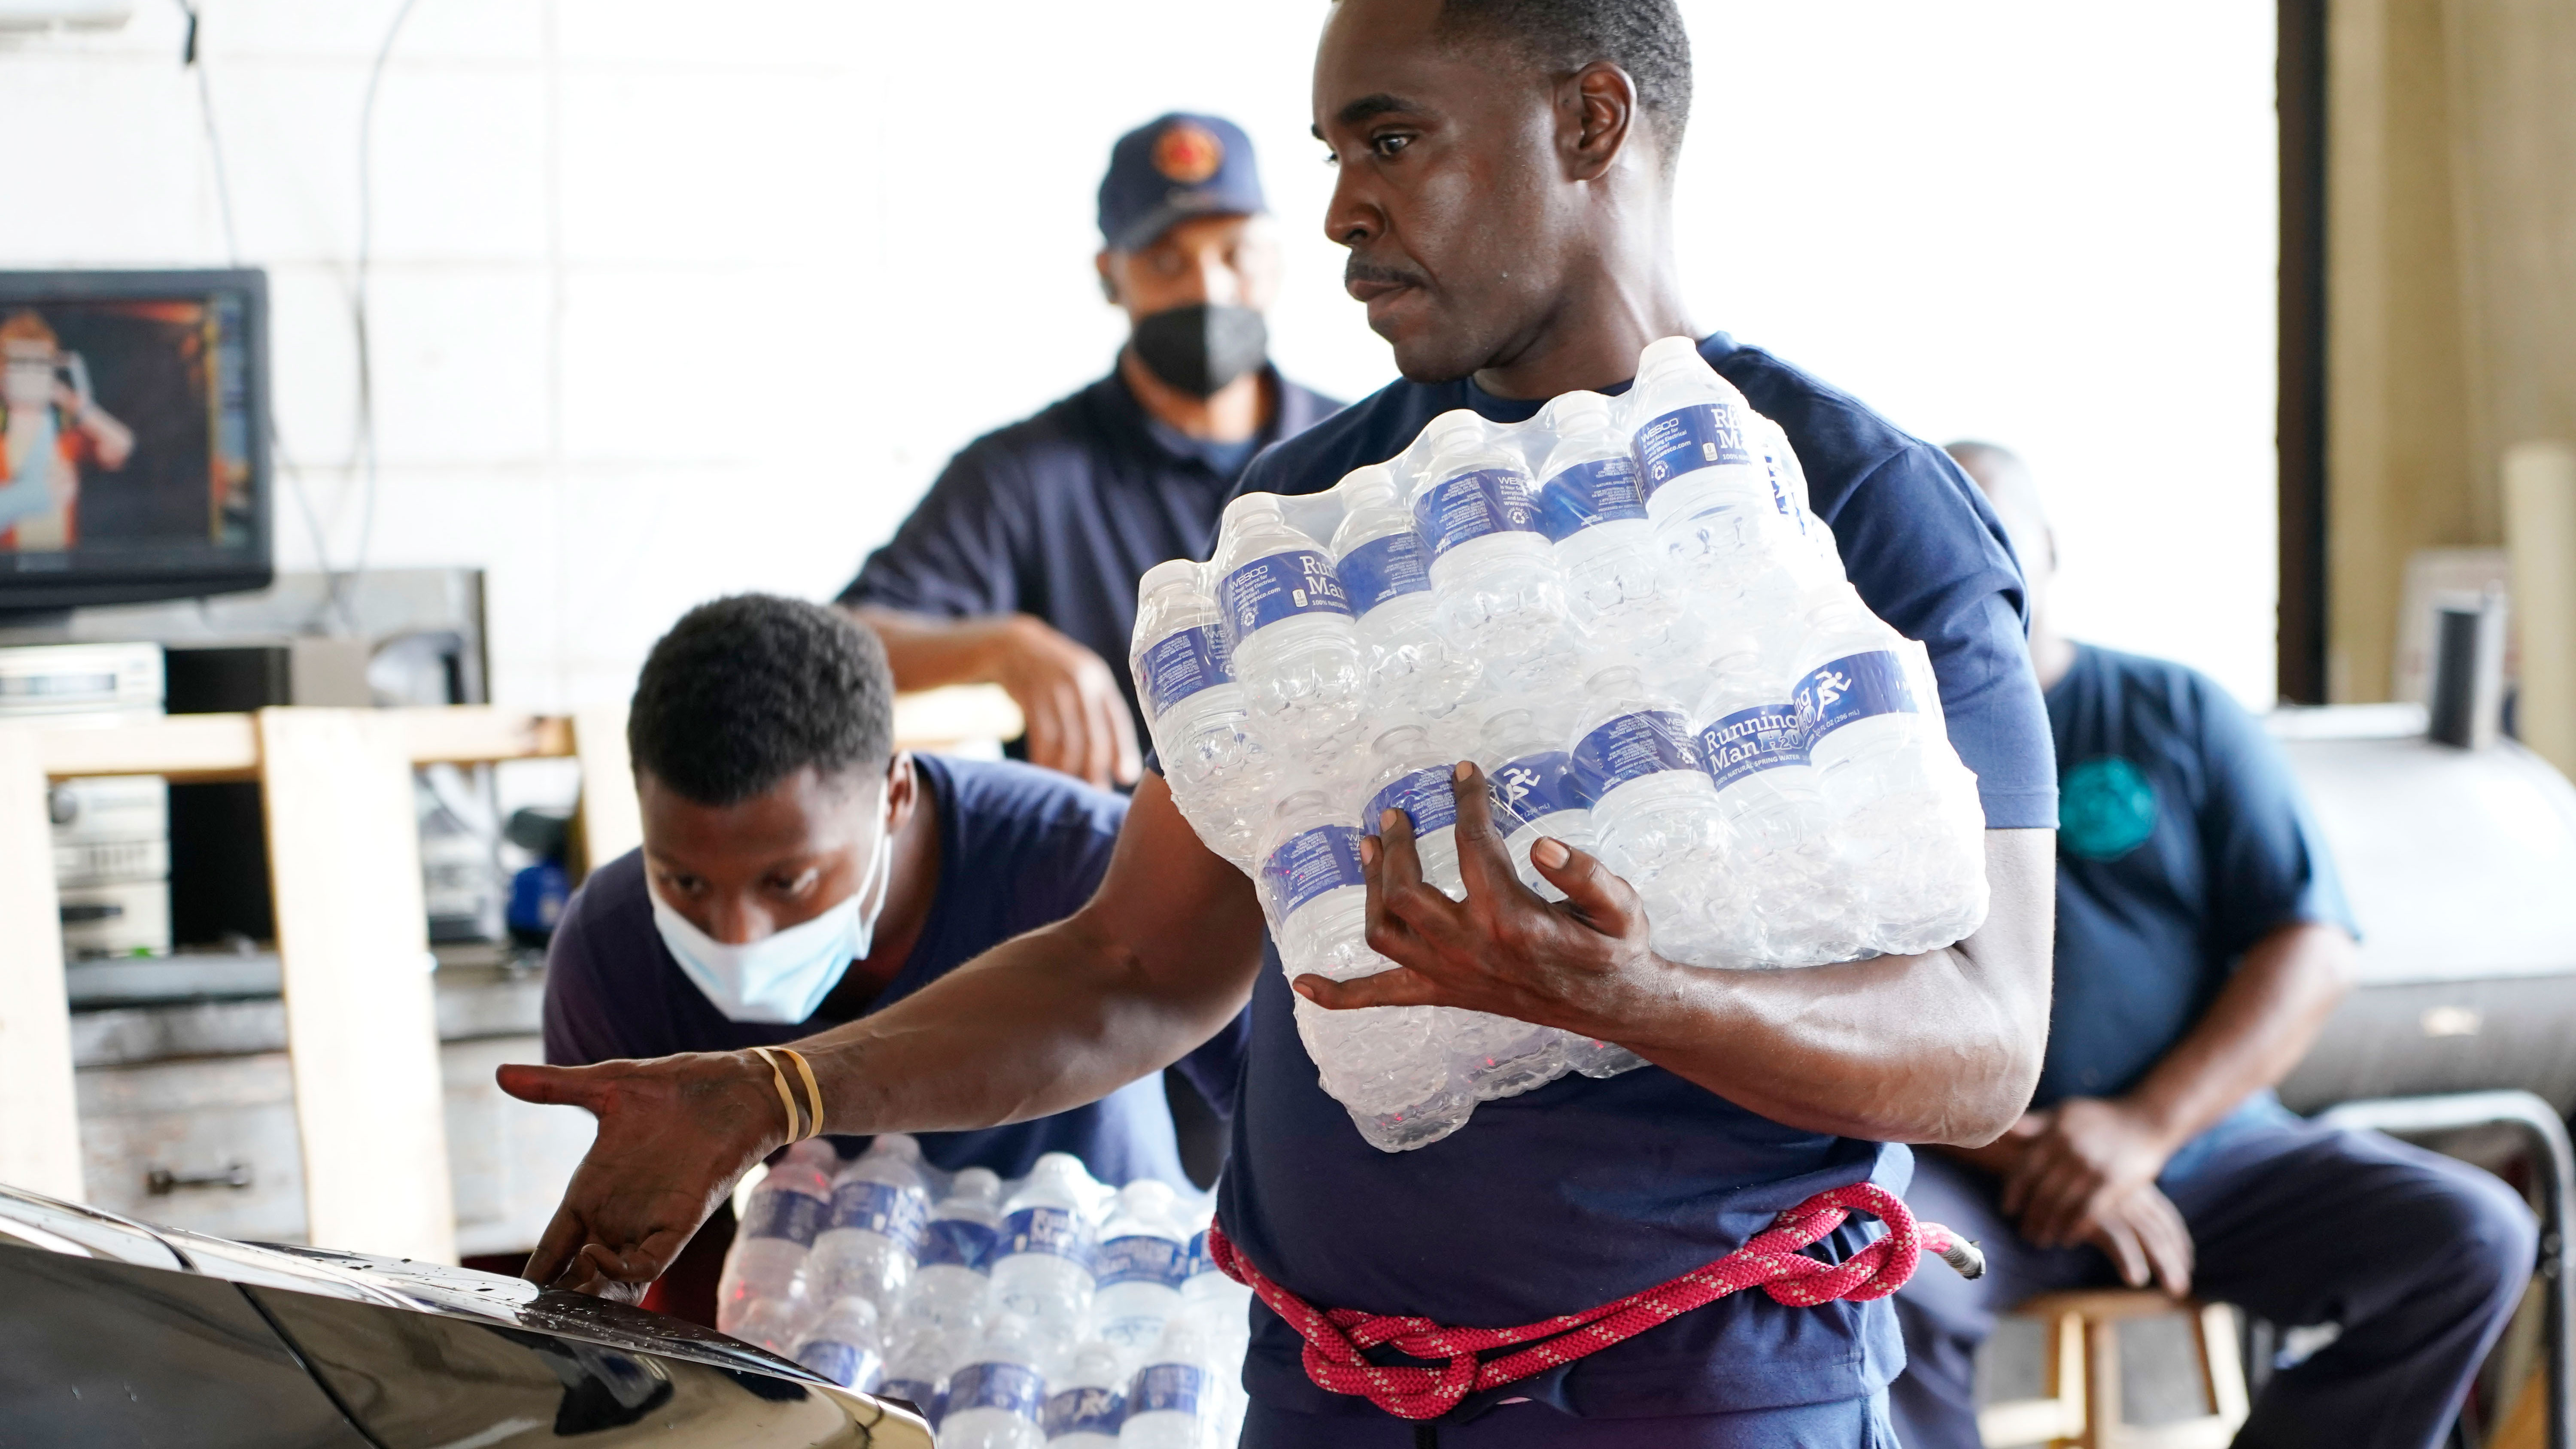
top-left (1130, 334), bottom-right (1991, 1151)
top-left (719, 1147), bottom-right (1245, 1442)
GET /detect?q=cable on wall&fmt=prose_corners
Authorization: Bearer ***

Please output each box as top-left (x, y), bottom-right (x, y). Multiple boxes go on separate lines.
top-left (340, 0), bottom-right (425, 628)
top-left (171, 0), bottom-right (351, 631)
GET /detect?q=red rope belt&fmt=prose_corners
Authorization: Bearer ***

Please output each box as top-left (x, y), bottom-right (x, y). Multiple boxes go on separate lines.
top-left (1206, 1182), bottom-right (1984, 1422)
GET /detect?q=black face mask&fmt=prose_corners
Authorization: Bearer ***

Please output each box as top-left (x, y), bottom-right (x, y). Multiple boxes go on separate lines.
top-left (1129, 303), bottom-right (1268, 398)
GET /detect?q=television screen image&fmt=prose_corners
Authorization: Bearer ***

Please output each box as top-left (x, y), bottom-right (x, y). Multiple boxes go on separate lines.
top-left (0, 271), bottom-right (270, 614)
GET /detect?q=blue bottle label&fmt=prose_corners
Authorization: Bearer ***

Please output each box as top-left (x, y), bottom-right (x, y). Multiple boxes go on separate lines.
top-left (1184, 1228), bottom-right (1214, 1279)
top-left (1488, 750), bottom-right (1584, 833)
top-left (1002, 1206), bottom-right (1094, 1269)
top-left (948, 1361), bottom-right (1045, 1420)
top-left (740, 1188), bottom-right (826, 1247)
top-left (1759, 444), bottom-right (1805, 526)
top-left (1044, 1384), bottom-right (1126, 1438)
top-left (796, 1340), bottom-right (884, 1391)
top-left (1130, 1362), bottom-right (1213, 1417)
top-left (1138, 625), bottom-right (1231, 719)
top-left (1793, 650), bottom-right (1918, 744)
top-left (1258, 823), bottom-right (1368, 919)
top-left (1096, 1233), bottom-right (1188, 1289)
top-left (1634, 402), bottom-right (1757, 497)
top-left (1535, 456), bottom-right (1648, 542)
top-left (879, 1376), bottom-right (942, 1422)
top-left (824, 1179), bottom-right (930, 1248)
top-left (1412, 466), bottom-right (1543, 559)
top-left (1219, 549), bottom-right (1352, 642)
top-left (1337, 531), bottom-right (1431, 615)
top-left (1364, 766), bottom-right (1458, 838)
top-left (1570, 711), bottom-right (1700, 801)
top-left (1696, 705), bottom-right (1809, 790)
top-left (916, 1218), bottom-right (997, 1273)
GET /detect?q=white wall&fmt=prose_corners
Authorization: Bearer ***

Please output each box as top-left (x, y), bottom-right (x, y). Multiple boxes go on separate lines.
top-left (0, 0), bottom-right (2276, 709)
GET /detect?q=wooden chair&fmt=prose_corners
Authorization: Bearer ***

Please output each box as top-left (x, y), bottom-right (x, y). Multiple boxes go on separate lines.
top-left (1978, 1290), bottom-right (2250, 1449)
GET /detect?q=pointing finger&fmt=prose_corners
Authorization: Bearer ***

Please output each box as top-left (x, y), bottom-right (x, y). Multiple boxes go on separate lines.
top-left (497, 1061), bottom-right (607, 1112)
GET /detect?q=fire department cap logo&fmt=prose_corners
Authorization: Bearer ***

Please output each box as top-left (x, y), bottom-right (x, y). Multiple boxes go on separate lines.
top-left (1152, 121), bottom-right (1225, 185)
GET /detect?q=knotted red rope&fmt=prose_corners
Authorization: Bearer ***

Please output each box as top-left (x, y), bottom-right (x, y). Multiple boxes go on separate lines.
top-left (1207, 1182), bottom-right (1983, 1422)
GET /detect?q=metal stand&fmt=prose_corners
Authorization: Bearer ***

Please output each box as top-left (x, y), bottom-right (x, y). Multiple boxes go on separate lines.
top-left (2318, 1090), bottom-right (2572, 1449)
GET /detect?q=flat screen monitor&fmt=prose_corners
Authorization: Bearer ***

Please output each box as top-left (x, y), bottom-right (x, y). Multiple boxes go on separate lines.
top-left (0, 269), bottom-right (272, 616)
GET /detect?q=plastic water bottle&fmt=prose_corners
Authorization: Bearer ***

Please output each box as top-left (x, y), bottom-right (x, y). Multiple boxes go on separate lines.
top-left (1043, 1341), bottom-right (1128, 1448)
top-left (729, 1294), bottom-right (813, 1357)
top-left (1130, 560), bottom-right (1268, 866)
top-left (1212, 493), bottom-right (1369, 770)
top-left (794, 1295), bottom-right (887, 1391)
top-left (1476, 707), bottom-right (1644, 1079)
top-left (1791, 585), bottom-right (1987, 954)
top-left (1118, 1315), bottom-right (1224, 1449)
top-left (992, 1154), bottom-right (1100, 1359)
top-left (1331, 465), bottom-right (1482, 723)
top-left (1362, 724), bottom-right (1564, 1100)
top-left (716, 1137), bottom-right (837, 1334)
top-left (1534, 391), bottom-right (1690, 658)
top-left (1361, 725), bottom-right (1465, 898)
top-left (942, 1314), bottom-right (1052, 1449)
top-left (1757, 416), bottom-right (1845, 577)
top-left (1476, 707), bottom-right (1593, 901)
top-left (1691, 633), bottom-right (1854, 966)
top-left (881, 1323), bottom-right (966, 1427)
top-left (1570, 665), bottom-right (1747, 967)
top-left (1176, 1224), bottom-right (1251, 1358)
top-left (905, 1167), bottom-right (1006, 1334)
top-left (801, 1132), bottom-right (930, 1312)
top-left (1411, 409), bottom-right (1568, 665)
top-left (1258, 789), bottom-right (1465, 1150)
top-left (1092, 1180), bottom-right (1188, 1352)
top-left (1627, 337), bottom-right (1814, 618)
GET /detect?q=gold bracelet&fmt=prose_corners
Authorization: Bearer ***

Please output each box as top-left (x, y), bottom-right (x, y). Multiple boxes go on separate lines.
top-left (748, 1046), bottom-right (802, 1141)
top-left (778, 1047), bottom-right (825, 1139)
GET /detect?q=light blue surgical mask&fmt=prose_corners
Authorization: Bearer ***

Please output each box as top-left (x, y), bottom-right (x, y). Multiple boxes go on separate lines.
top-left (649, 808), bottom-right (893, 1024)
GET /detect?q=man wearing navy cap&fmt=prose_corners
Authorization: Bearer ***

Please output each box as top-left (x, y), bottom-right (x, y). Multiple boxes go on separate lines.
top-left (841, 113), bottom-right (1343, 791)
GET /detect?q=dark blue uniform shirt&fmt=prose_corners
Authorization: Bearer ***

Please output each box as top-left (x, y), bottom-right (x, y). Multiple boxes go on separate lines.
top-left (838, 364), bottom-right (1341, 746)
top-left (1206, 333), bottom-right (2059, 1422)
top-left (542, 753), bottom-right (1248, 1188)
top-left (2038, 643), bottom-right (2354, 1109)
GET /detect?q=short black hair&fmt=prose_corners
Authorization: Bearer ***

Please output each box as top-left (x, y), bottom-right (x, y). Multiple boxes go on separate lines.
top-left (628, 594), bottom-right (894, 806)
top-left (1437, 0), bottom-right (1693, 161)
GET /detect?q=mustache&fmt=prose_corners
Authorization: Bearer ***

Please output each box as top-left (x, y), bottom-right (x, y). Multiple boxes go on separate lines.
top-left (1343, 256), bottom-right (1429, 292)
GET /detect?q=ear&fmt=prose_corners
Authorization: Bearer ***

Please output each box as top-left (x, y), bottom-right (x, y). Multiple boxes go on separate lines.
top-left (1095, 250), bottom-right (1121, 305)
top-left (2042, 525), bottom-right (2062, 575)
top-left (882, 750), bottom-right (919, 833)
top-left (1561, 61), bottom-right (1640, 183)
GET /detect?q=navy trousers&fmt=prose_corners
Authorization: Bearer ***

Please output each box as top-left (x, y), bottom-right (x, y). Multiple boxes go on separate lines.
top-left (1889, 1111), bottom-right (2537, 1449)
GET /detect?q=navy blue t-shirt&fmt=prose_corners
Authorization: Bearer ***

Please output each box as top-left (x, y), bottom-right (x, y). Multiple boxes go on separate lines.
top-left (2037, 644), bottom-right (2354, 1107)
top-left (839, 365), bottom-right (1340, 747)
top-left (542, 753), bottom-right (1247, 1188)
top-left (1208, 334), bottom-right (2058, 1422)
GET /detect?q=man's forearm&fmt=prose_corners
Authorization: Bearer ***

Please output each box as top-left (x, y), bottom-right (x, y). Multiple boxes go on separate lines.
top-left (1608, 828), bottom-right (2057, 1146)
top-left (848, 605), bottom-right (1024, 691)
top-left (791, 911), bottom-right (1258, 1137)
top-left (784, 774), bottom-right (1266, 1137)
top-left (2119, 919), bottom-right (2354, 1148)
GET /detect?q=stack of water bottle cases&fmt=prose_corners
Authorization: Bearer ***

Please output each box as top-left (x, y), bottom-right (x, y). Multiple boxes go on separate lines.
top-left (1132, 336), bottom-right (1992, 1152)
top-left (720, 1135), bottom-right (1253, 1447)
